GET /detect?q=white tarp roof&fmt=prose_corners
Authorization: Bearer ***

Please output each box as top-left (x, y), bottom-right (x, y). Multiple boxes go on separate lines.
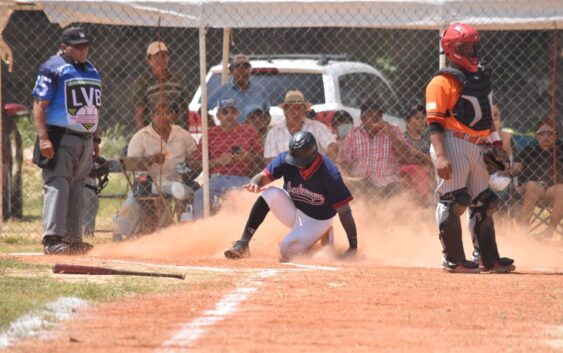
top-left (15, 0), bottom-right (563, 30)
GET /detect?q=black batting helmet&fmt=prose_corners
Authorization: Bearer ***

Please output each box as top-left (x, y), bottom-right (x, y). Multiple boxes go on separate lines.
top-left (285, 131), bottom-right (319, 168)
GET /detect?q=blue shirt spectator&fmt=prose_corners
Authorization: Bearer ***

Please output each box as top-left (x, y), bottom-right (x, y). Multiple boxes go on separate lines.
top-left (207, 54), bottom-right (270, 123)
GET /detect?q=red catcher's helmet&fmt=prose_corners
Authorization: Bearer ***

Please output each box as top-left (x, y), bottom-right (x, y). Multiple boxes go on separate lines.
top-left (441, 23), bottom-right (480, 73)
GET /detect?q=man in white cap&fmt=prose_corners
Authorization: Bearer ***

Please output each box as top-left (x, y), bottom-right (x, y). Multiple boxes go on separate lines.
top-left (207, 54), bottom-right (270, 124)
top-left (264, 90), bottom-right (337, 164)
top-left (132, 41), bottom-right (188, 130)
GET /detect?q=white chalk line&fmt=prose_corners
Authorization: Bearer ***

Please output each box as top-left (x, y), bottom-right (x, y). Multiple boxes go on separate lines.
top-left (158, 269), bottom-right (279, 353)
top-left (544, 325), bottom-right (563, 349)
top-left (0, 297), bottom-right (88, 350)
top-left (281, 262), bottom-right (339, 271)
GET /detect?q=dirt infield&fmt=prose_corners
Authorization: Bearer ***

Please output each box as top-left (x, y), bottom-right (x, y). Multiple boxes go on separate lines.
top-left (4, 254), bottom-right (562, 353)
top-left (4, 193), bottom-right (562, 352)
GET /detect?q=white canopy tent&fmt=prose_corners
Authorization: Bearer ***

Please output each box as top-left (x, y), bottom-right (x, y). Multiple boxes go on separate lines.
top-left (2, 0), bottom-right (562, 217)
top-left (10, 0), bottom-right (563, 30)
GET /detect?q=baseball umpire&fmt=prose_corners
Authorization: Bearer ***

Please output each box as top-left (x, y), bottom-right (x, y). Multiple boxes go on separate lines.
top-left (32, 27), bottom-right (102, 255)
top-left (426, 22), bottom-right (515, 273)
top-left (224, 131), bottom-right (358, 262)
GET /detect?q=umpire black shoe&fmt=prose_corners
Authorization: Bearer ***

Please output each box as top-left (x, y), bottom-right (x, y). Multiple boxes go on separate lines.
top-left (42, 235), bottom-right (72, 255)
top-left (224, 240), bottom-right (250, 259)
top-left (42, 236), bottom-right (93, 255)
top-left (67, 241), bottom-right (94, 255)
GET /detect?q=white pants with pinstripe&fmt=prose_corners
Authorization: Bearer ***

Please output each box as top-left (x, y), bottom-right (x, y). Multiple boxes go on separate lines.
top-left (431, 131), bottom-right (496, 265)
top-left (430, 131), bottom-right (490, 201)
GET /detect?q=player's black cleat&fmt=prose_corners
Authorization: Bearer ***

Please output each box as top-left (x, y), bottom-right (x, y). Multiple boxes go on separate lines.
top-left (224, 240), bottom-right (250, 259)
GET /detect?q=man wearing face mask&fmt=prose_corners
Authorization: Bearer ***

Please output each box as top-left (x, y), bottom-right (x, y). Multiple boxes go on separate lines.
top-left (331, 110), bottom-right (354, 141)
top-left (32, 26), bottom-right (101, 255)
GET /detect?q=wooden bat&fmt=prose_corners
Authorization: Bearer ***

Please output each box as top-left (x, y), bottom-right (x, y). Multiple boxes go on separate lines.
top-left (53, 263), bottom-right (185, 280)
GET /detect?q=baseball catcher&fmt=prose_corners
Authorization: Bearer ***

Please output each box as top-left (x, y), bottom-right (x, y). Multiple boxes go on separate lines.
top-left (426, 22), bottom-right (515, 273)
top-left (224, 131), bottom-right (358, 262)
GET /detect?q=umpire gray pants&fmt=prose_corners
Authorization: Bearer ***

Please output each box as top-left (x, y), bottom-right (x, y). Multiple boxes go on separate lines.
top-left (42, 134), bottom-right (93, 241)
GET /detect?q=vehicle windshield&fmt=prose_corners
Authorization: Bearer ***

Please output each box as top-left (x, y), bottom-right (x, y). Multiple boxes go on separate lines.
top-left (203, 72), bottom-right (325, 106)
top-left (339, 72), bottom-right (400, 116)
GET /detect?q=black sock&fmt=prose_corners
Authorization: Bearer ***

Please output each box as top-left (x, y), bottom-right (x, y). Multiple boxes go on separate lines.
top-left (241, 196), bottom-right (270, 242)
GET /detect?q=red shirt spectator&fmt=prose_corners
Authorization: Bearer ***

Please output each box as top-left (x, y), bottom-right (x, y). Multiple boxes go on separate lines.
top-left (197, 123), bottom-right (263, 177)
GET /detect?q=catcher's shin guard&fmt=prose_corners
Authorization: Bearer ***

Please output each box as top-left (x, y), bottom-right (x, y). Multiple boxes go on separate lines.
top-left (437, 189), bottom-right (471, 265)
top-left (469, 189), bottom-right (501, 268)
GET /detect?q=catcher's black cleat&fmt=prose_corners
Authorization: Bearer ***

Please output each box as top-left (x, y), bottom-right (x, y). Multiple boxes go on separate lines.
top-left (224, 240), bottom-right (250, 259)
top-left (482, 257), bottom-right (515, 273)
top-left (442, 259), bottom-right (480, 274)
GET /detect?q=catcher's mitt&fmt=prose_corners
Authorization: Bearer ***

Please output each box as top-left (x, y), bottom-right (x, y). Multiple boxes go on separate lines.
top-left (483, 146), bottom-right (507, 172)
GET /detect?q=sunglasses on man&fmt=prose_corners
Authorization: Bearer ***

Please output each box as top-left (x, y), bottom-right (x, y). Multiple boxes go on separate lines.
top-left (536, 130), bottom-right (556, 136)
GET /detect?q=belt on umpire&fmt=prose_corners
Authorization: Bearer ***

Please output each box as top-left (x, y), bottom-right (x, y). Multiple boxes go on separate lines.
top-left (452, 131), bottom-right (486, 145)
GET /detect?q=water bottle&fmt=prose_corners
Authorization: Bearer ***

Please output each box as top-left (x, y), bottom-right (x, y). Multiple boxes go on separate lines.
top-left (180, 204), bottom-right (194, 222)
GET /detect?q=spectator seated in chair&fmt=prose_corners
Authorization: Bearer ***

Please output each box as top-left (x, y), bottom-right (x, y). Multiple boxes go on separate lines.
top-left (511, 119), bottom-right (563, 238)
top-left (114, 101), bottom-right (198, 240)
top-left (398, 104), bottom-right (433, 205)
top-left (339, 101), bottom-right (428, 200)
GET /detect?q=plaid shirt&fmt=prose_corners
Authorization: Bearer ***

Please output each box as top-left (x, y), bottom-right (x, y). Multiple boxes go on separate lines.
top-left (339, 125), bottom-right (406, 187)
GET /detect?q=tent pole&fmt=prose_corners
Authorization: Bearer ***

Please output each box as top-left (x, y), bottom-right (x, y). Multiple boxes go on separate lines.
top-left (221, 28), bottom-right (231, 85)
top-left (439, 26), bottom-right (446, 69)
top-left (199, 26), bottom-right (210, 217)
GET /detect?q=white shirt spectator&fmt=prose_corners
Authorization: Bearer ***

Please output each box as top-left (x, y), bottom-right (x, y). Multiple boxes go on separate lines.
top-left (128, 124), bottom-right (197, 184)
top-left (264, 119), bottom-right (336, 159)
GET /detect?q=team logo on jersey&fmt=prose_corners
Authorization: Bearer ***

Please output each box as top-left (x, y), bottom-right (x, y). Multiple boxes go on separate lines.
top-left (65, 78), bottom-right (102, 131)
top-left (286, 182), bottom-right (325, 206)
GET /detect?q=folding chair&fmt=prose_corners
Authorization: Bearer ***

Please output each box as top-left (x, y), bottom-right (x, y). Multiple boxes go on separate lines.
top-left (528, 201), bottom-right (563, 237)
top-left (118, 156), bottom-right (174, 234)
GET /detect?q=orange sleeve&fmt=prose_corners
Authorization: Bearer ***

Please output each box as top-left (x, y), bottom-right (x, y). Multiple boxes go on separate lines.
top-left (425, 75), bottom-right (460, 125)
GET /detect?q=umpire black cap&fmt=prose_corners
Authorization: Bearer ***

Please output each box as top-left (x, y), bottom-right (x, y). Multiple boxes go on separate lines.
top-left (285, 131), bottom-right (319, 169)
top-left (62, 27), bottom-right (90, 45)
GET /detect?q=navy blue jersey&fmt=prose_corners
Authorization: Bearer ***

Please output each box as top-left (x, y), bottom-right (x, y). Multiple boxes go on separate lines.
top-left (32, 55), bottom-right (101, 132)
top-left (265, 152), bottom-right (353, 220)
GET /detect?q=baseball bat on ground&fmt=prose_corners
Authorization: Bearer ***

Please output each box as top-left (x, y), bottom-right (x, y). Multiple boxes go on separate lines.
top-left (53, 263), bottom-right (185, 280)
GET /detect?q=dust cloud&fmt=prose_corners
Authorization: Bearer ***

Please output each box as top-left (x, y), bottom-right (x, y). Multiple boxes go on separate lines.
top-left (91, 189), bottom-right (562, 269)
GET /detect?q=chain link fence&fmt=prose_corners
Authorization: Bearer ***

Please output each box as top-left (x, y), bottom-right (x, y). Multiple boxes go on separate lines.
top-left (1, 4), bottom-right (561, 240)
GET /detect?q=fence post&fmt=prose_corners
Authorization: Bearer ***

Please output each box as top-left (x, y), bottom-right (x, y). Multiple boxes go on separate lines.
top-left (199, 26), bottom-right (210, 218)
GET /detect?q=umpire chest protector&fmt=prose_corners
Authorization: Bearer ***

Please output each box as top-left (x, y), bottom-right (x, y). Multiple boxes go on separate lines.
top-left (438, 62), bottom-right (493, 132)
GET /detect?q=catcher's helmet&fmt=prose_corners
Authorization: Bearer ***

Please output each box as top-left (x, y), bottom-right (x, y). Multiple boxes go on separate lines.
top-left (285, 131), bottom-right (319, 169)
top-left (86, 156), bottom-right (110, 194)
top-left (441, 23), bottom-right (480, 73)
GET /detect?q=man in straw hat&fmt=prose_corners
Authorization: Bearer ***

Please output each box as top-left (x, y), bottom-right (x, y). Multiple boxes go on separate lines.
top-left (264, 90), bottom-right (337, 164)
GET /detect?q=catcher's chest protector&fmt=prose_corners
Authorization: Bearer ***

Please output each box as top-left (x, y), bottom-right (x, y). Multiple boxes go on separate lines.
top-left (438, 64), bottom-right (493, 132)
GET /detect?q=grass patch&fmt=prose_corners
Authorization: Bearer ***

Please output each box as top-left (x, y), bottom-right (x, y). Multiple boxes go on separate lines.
top-left (0, 234), bottom-right (42, 253)
top-left (0, 258), bottom-right (204, 330)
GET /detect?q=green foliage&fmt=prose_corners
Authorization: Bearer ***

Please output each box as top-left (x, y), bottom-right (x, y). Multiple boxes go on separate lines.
top-left (15, 117), bottom-right (37, 149)
top-left (100, 123), bottom-right (132, 159)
